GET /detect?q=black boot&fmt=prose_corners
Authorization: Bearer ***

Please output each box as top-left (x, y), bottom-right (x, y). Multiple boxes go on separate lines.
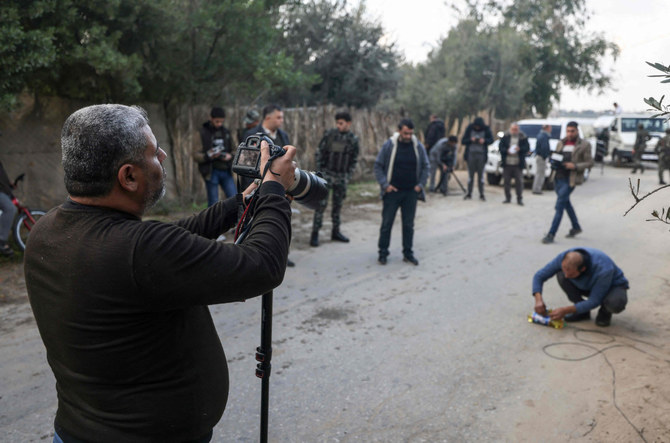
top-left (595, 306), bottom-right (612, 327)
top-left (331, 230), bottom-right (349, 243)
top-left (310, 231), bottom-right (319, 247)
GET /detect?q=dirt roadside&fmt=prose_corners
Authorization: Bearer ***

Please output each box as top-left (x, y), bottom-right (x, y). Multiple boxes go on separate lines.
top-left (1, 170), bottom-right (669, 442)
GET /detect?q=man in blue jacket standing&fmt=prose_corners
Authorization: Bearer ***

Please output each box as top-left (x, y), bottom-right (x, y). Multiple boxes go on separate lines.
top-left (374, 119), bottom-right (429, 266)
top-left (532, 247), bottom-right (629, 327)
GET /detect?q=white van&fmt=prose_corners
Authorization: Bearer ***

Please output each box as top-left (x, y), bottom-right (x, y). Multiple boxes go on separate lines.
top-left (595, 113), bottom-right (668, 165)
top-left (484, 118), bottom-right (593, 188)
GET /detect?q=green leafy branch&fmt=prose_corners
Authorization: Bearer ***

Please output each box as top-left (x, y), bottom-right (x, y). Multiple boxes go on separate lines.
top-left (644, 62), bottom-right (670, 119)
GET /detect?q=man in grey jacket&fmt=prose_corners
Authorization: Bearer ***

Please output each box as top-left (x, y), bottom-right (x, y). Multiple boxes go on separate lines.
top-left (374, 119), bottom-right (429, 266)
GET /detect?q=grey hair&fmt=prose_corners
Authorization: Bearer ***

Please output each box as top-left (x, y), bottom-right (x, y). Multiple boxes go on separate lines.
top-left (62, 104), bottom-right (150, 197)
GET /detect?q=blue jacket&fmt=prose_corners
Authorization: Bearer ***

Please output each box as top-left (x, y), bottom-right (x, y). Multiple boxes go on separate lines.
top-left (532, 247), bottom-right (629, 314)
top-left (374, 133), bottom-right (429, 197)
top-left (535, 130), bottom-right (551, 159)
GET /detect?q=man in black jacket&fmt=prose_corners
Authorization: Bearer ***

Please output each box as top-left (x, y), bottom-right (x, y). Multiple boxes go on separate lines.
top-left (193, 107), bottom-right (236, 206)
top-left (461, 117), bottom-right (494, 201)
top-left (424, 114), bottom-right (445, 153)
top-left (243, 104), bottom-right (296, 267)
top-left (499, 123), bottom-right (530, 205)
top-left (0, 160), bottom-right (17, 257)
top-left (25, 104), bottom-right (296, 443)
top-left (243, 104), bottom-right (291, 148)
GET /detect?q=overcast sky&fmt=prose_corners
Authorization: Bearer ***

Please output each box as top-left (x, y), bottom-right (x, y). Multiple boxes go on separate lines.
top-left (364, 0), bottom-right (670, 113)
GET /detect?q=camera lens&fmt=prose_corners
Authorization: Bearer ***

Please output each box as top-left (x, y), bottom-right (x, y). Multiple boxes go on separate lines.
top-left (286, 168), bottom-right (329, 210)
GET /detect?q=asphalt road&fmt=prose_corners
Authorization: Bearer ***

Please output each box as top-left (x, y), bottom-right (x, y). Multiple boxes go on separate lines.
top-left (1, 164), bottom-right (669, 442)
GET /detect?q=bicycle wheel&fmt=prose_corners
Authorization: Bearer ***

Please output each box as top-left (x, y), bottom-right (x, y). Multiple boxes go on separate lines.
top-left (13, 209), bottom-right (46, 251)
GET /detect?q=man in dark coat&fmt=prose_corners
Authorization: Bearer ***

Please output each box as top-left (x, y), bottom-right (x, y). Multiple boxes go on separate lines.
top-left (424, 114), bottom-right (445, 152)
top-left (193, 107), bottom-right (236, 207)
top-left (498, 123), bottom-right (530, 205)
top-left (461, 117), bottom-right (493, 201)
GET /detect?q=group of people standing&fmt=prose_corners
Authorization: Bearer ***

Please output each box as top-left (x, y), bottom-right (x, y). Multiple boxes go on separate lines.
top-left (191, 109), bottom-right (602, 267)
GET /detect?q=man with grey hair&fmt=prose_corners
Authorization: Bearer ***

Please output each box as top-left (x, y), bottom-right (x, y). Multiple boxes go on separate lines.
top-left (24, 104), bottom-right (297, 442)
top-left (532, 247), bottom-right (629, 327)
top-left (498, 123), bottom-right (530, 205)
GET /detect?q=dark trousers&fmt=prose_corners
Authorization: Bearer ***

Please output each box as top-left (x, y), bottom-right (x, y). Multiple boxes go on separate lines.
top-left (378, 190), bottom-right (418, 257)
top-left (549, 177), bottom-right (580, 236)
top-left (557, 271), bottom-right (628, 314)
top-left (503, 165), bottom-right (523, 202)
top-left (466, 153), bottom-right (486, 197)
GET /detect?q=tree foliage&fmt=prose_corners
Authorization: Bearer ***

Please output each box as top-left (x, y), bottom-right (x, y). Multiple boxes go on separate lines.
top-left (644, 62), bottom-right (670, 119)
top-left (398, 0), bottom-right (618, 129)
top-left (274, 0), bottom-right (401, 108)
top-left (398, 20), bottom-right (532, 131)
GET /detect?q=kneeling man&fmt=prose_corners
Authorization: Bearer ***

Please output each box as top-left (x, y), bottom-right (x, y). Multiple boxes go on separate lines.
top-left (532, 247), bottom-right (628, 327)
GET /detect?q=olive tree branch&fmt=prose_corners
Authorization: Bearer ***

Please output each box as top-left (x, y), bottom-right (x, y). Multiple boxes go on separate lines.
top-left (624, 178), bottom-right (670, 216)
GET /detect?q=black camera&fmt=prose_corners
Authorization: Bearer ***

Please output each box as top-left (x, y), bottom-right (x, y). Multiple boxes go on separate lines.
top-left (549, 152), bottom-right (566, 170)
top-left (232, 134), bottom-right (329, 210)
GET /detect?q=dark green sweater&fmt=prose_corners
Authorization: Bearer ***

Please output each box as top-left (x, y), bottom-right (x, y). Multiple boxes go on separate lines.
top-left (24, 183), bottom-right (291, 442)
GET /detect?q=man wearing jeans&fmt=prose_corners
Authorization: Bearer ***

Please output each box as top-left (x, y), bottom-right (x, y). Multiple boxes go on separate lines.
top-left (532, 247), bottom-right (629, 327)
top-left (542, 121), bottom-right (593, 244)
top-left (193, 107), bottom-right (236, 207)
top-left (374, 119), bottom-right (429, 266)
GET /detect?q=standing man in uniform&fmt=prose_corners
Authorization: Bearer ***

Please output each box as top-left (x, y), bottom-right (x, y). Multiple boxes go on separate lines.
top-left (461, 117), bottom-right (493, 201)
top-left (310, 111), bottom-right (359, 247)
top-left (542, 121), bottom-right (593, 244)
top-left (193, 107), bottom-right (236, 207)
top-left (374, 119), bottom-right (429, 266)
top-left (655, 128), bottom-right (670, 185)
top-left (533, 124), bottom-right (552, 195)
top-left (498, 123), bottom-right (530, 205)
top-left (631, 123), bottom-right (650, 174)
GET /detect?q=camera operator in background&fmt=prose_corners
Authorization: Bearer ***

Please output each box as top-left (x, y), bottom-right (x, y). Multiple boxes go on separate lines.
top-left (542, 121), bottom-right (593, 244)
top-left (24, 104), bottom-right (296, 443)
top-left (428, 135), bottom-right (457, 195)
top-left (193, 106), bottom-right (236, 207)
top-left (310, 111), bottom-right (360, 247)
top-left (0, 159), bottom-right (17, 257)
top-left (461, 117), bottom-right (493, 201)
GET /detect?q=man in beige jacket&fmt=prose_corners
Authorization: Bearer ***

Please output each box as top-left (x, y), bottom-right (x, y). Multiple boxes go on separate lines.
top-left (542, 121), bottom-right (594, 244)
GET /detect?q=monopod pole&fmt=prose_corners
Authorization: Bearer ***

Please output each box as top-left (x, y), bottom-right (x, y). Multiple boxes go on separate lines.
top-left (234, 225), bottom-right (274, 443)
top-left (256, 291), bottom-right (273, 443)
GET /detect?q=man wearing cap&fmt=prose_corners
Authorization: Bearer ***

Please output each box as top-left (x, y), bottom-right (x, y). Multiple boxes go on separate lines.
top-left (237, 109), bottom-right (260, 145)
top-left (193, 107), bottom-right (236, 206)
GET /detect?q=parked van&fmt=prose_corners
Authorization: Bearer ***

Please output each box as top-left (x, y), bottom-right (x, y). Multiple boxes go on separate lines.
top-left (594, 113), bottom-right (668, 165)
